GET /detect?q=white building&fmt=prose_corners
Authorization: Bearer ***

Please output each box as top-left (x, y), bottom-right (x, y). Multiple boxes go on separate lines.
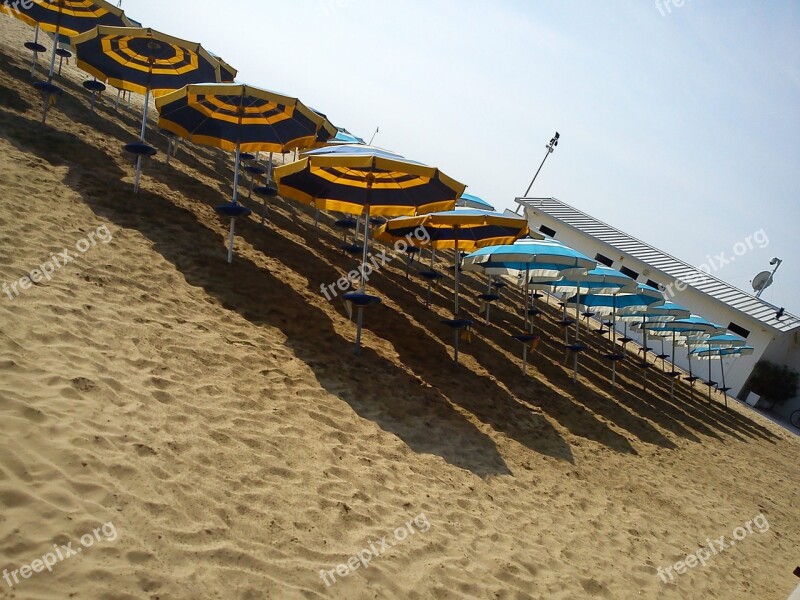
top-left (518, 197), bottom-right (800, 421)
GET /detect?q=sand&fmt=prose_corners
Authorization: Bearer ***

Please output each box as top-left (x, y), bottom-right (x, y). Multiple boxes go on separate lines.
top-left (0, 16), bottom-right (798, 600)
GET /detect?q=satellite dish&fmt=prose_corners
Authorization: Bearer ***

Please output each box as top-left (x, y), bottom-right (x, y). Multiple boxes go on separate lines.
top-left (752, 271), bottom-right (774, 294)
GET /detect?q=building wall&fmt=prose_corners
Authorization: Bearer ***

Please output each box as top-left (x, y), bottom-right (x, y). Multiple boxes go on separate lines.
top-left (524, 207), bottom-right (783, 397)
top-left (755, 330), bottom-right (800, 419)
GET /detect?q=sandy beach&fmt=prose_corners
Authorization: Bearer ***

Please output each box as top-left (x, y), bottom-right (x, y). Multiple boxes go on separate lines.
top-left (0, 16), bottom-right (798, 600)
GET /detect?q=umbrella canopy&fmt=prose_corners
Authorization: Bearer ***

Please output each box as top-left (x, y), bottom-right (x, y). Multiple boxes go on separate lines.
top-left (691, 345), bottom-right (754, 359)
top-left (1, 0), bottom-right (131, 37)
top-left (687, 334), bottom-right (747, 351)
top-left (569, 284), bottom-right (664, 315)
top-left (374, 209), bottom-right (529, 252)
top-left (211, 53), bottom-right (237, 82)
top-left (71, 26), bottom-right (221, 96)
top-left (328, 128), bottom-right (366, 145)
top-left (620, 301), bottom-right (690, 323)
top-left (457, 193), bottom-right (495, 211)
top-left (156, 83), bottom-right (326, 153)
top-left (640, 316), bottom-right (727, 339)
top-left (275, 145), bottom-right (464, 217)
top-left (463, 237), bottom-right (595, 272)
top-left (539, 266), bottom-right (638, 295)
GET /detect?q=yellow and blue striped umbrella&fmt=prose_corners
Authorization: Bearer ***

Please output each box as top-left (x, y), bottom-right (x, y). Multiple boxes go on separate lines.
top-left (156, 83), bottom-right (329, 264)
top-left (1, 0), bottom-right (133, 120)
top-left (275, 145), bottom-right (465, 351)
top-left (1, 0), bottom-right (131, 37)
top-left (71, 26), bottom-right (221, 96)
top-left (375, 209), bottom-right (528, 363)
top-left (275, 145), bottom-right (464, 217)
top-left (71, 26), bottom-right (222, 192)
top-left (156, 84), bottom-right (326, 153)
top-left (375, 208), bottom-right (529, 253)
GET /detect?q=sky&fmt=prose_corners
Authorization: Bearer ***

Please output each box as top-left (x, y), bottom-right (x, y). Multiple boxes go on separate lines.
top-left (124, 0), bottom-right (800, 314)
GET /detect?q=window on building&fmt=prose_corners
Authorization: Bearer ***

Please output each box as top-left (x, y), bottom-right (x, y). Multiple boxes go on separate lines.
top-left (539, 225), bottom-right (557, 238)
top-left (595, 253), bottom-right (614, 268)
top-left (620, 266), bottom-right (640, 281)
top-left (646, 279), bottom-right (662, 290)
top-left (728, 322), bottom-right (751, 339)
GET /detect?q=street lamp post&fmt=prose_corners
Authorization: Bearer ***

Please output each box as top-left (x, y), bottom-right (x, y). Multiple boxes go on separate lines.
top-left (516, 132), bottom-right (560, 214)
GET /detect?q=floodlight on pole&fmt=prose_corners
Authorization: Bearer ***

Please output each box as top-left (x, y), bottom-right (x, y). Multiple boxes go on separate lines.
top-left (516, 132), bottom-right (559, 214)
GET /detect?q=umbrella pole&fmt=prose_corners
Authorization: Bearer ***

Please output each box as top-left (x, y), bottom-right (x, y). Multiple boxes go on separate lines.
top-left (41, 8), bottom-right (64, 124)
top-left (30, 25), bottom-right (40, 76)
top-left (523, 265), bottom-right (530, 332)
top-left (262, 151), bottom-right (274, 225)
top-left (47, 7), bottom-right (62, 82)
top-left (687, 348), bottom-right (695, 402)
top-left (573, 284), bottom-right (581, 382)
top-left (642, 316), bottom-right (648, 390)
top-left (355, 204), bottom-right (371, 352)
top-left (670, 330), bottom-right (676, 401)
top-left (721, 358), bottom-right (728, 408)
top-left (134, 87), bottom-right (152, 194)
top-left (426, 248), bottom-right (436, 308)
top-left (611, 295), bottom-right (617, 387)
top-left (453, 235), bottom-right (460, 365)
top-left (227, 142), bottom-right (242, 264)
top-left (485, 275), bottom-right (492, 323)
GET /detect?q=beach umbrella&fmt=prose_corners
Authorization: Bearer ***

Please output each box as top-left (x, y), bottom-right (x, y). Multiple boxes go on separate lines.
top-left (691, 344), bottom-right (753, 407)
top-left (464, 238), bottom-right (595, 375)
top-left (536, 267), bottom-right (637, 382)
top-left (1, 0), bottom-right (132, 122)
top-left (71, 26), bottom-right (222, 192)
top-left (1, 0), bottom-right (131, 75)
top-left (375, 209), bottom-right (529, 363)
top-left (156, 83), bottom-right (327, 263)
top-left (569, 284), bottom-right (665, 387)
top-left (639, 316), bottom-right (727, 400)
top-left (274, 144), bottom-right (465, 352)
top-left (688, 334), bottom-right (748, 401)
top-left (619, 301), bottom-right (691, 384)
top-left (457, 193), bottom-right (495, 211)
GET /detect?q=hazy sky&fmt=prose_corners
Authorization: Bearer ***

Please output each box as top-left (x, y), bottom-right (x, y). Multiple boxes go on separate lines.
top-left (123, 0), bottom-right (799, 313)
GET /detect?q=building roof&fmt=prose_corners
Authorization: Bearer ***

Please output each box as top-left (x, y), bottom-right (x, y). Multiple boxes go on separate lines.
top-left (518, 197), bottom-right (800, 334)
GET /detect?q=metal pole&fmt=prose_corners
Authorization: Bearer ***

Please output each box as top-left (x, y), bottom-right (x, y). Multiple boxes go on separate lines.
top-left (670, 329), bottom-right (677, 401)
top-left (485, 275), bottom-right (492, 323)
top-left (611, 295), bottom-right (617, 387)
top-left (453, 230), bottom-right (460, 365)
top-left (573, 284), bottom-right (581, 382)
top-left (720, 356), bottom-right (728, 408)
top-left (355, 202), bottom-right (371, 351)
top-left (133, 87), bottom-right (151, 194)
top-left (516, 133), bottom-right (559, 213)
top-left (30, 25), bottom-right (40, 76)
top-left (227, 142), bottom-right (242, 264)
